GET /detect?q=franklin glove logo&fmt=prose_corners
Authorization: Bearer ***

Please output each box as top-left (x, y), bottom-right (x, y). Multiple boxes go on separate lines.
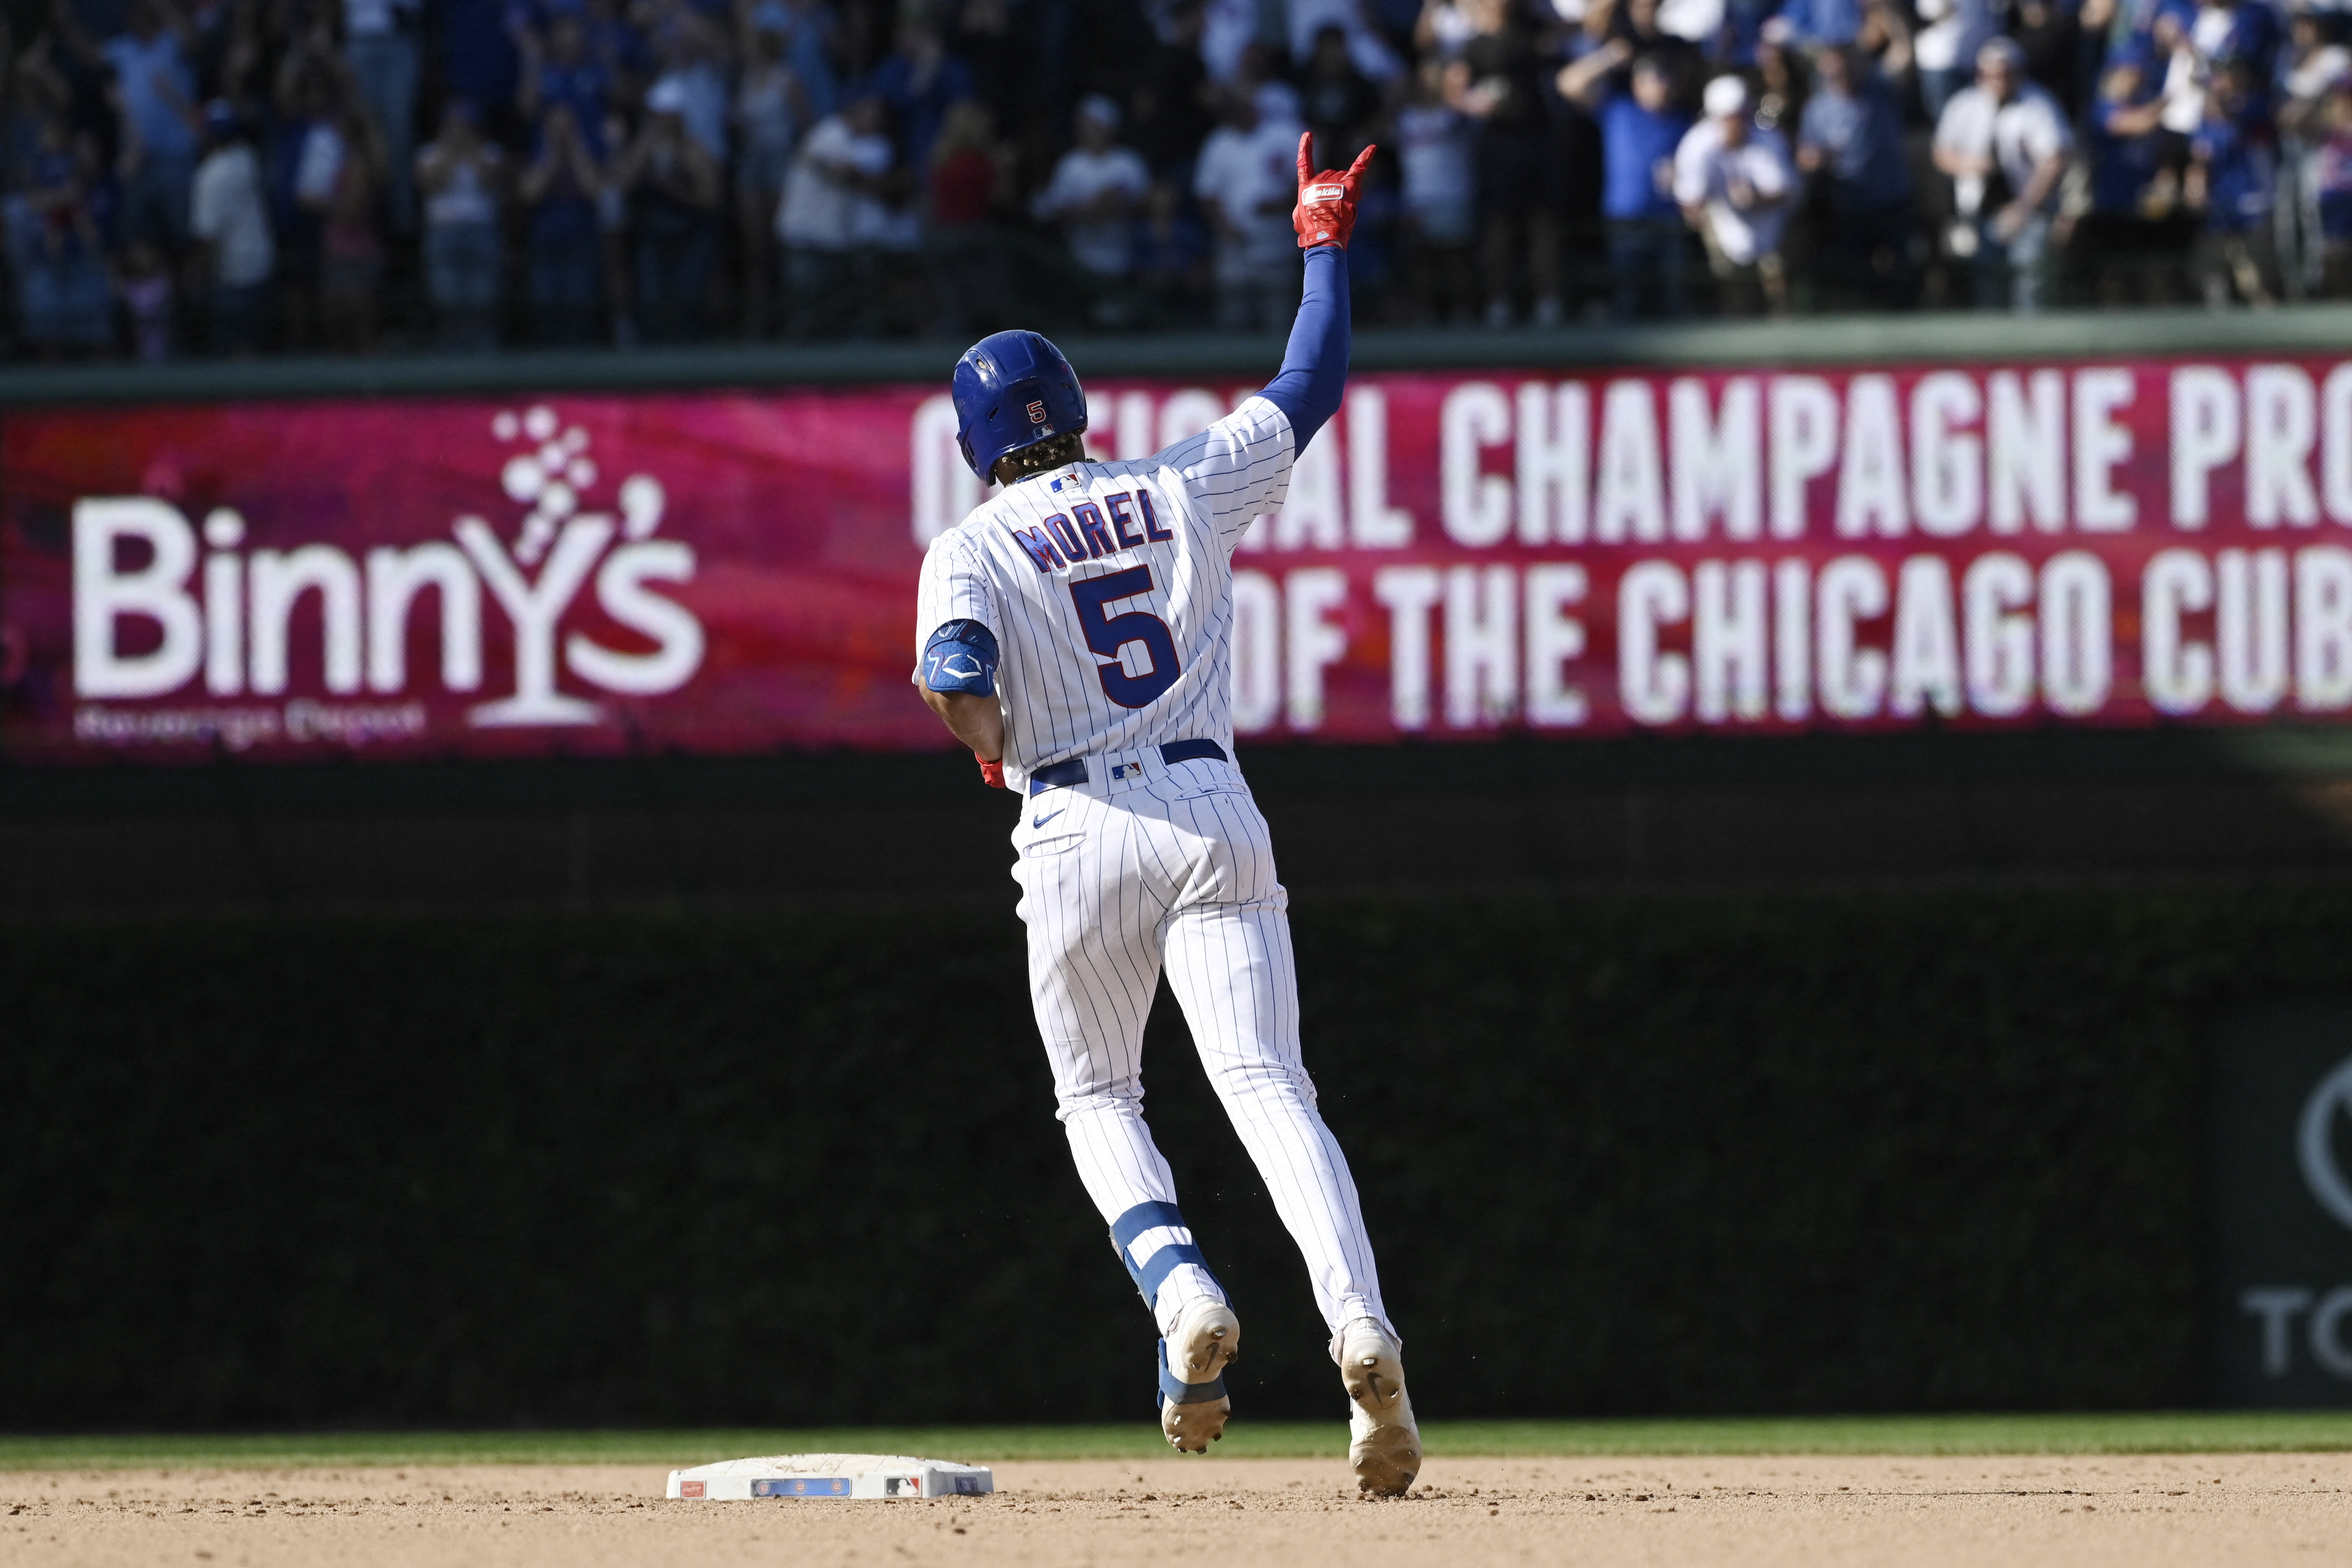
top-left (1291, 136), bottom-right (1376, 251)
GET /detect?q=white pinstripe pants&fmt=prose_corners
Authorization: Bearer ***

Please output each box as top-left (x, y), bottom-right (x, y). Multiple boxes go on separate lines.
top-left (1011, 751), bottom-right (1390, 1338)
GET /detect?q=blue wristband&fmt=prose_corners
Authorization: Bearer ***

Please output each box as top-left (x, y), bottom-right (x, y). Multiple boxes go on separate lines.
top-left (923, 619), bottom-right (1000, 696)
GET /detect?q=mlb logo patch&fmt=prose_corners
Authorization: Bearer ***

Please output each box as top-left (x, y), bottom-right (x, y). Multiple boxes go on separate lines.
top-left (1026, 399), bottom-right (1047, 423)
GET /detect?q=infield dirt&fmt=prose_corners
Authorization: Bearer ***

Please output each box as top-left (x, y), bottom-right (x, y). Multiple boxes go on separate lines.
top-left (4, 1452), bottom-right (2346, 1566)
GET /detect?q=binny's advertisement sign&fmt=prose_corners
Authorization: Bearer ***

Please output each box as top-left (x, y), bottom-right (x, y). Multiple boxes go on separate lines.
top-left (68, 405), bottom-right (700, 750)
top-left (16, 352), bottom-right (2352, 763)
top-left (2, 390), bottom-right (930, 761)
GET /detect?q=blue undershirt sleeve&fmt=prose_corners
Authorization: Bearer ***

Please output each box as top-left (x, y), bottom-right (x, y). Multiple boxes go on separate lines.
top-left (1257, 244), bottom-right (1350, 451)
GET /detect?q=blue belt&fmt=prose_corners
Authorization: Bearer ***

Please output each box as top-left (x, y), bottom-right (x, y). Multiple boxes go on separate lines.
top-left (1028, 739), bottom-right (1227, 796)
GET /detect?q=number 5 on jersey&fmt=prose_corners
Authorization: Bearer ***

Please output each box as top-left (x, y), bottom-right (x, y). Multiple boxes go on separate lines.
top-left (1070, 565), bottom-right (1181, 708)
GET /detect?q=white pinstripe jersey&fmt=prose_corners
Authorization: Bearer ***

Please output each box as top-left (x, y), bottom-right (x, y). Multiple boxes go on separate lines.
top-left (914, 395), bottom-right (1297, 791)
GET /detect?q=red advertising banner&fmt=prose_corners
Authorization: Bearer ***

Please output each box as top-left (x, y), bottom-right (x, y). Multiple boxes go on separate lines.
top-left (6, 353), bottom-right (2352, 763)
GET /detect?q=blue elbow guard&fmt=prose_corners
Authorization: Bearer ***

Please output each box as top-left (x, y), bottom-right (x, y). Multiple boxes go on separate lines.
top-left (923, 619), bottom-right (1000, 695)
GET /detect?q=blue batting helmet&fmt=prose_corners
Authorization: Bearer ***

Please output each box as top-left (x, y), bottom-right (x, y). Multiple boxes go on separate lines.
top-left (952, 330), bottom-right (1088, 479)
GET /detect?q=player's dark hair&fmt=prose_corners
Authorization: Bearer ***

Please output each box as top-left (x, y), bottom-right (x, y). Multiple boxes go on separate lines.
top-left (991, 432), bottom-right (1088, 485)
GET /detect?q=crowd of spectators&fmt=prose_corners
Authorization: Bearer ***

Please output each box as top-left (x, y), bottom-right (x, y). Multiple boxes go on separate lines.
top-left (5, 0), bottom-right (2352, 359)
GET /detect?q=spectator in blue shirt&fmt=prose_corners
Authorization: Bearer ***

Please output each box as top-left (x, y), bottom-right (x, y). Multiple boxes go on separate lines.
top-left (56, 0), bottom-right (201, 254)
top-left (1780, 0), bottom-right (1864, 49)
top-left (13, 114), bottom-right (115, 356)
top-left (518, 10), bottom-right (614, 157)
top-left (1586, 54), bottom-right (1694, 319)
top-left (2199, 0), bottom-right (2285, 114)
top-left (2108, 0), bottom-right (2194, 61)
top-left (2073, 52), bottom-right (2186, 304)
top-left (440, 0), bottom-right (518, 118)
top-left (751, 0), bottom-right (837, 121)
top-left (582, 0), bottom-right (655, 97)
top-left (867, 15), bottom-right (973, 177)
top-left (1797, 43), bottom-right (1918, 306)
top-left (2086, 56), bottom-right (2166, 211)
top-left (2189, 56), bottom-right (2280, 304)
top-left (1719, 0), bottom-right (1780, 67)
top-left (520, 100), bottom-right (606, 343)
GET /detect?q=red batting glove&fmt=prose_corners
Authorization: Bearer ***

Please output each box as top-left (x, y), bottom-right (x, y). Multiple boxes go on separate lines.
top-left (977, 754), bottom-right (1006, 789)
top-left (1292, 133), bottom-right (1376, 250)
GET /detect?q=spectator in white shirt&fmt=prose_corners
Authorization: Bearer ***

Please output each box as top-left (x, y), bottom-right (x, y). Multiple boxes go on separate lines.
top-left (649, 17), bottom-right (732, 164)
top-left (188, 103), bottom-right (274, 354)
top-left (1194, 86), bottom-right (1303, 329)
top-left (777, 92), bottom-right (899, 334)
top-left (1655, 0), bottom-right (1725, 48)
top-left (1673, 75), bottom-right (1793, 315)
top-left (1933, 37), bottom-right (2073, 312)
top-left (1033, 95), bottom-right (1150, 279)
top-left (1912, 0), bottom-right (1999, 122)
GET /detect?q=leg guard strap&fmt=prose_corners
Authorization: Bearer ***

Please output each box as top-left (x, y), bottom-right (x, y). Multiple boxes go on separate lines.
top-left (1156, 1338), bottom-right (1228, 1407)
top-left (1109, 1200), bottom-right (1223, 1314)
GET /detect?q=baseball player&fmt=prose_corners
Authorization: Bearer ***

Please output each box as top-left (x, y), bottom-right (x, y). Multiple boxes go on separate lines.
top-left (911, 136), bottom-right (1420, 1497)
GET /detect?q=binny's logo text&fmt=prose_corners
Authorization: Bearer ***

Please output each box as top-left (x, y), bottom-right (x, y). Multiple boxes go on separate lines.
top-left (69, 405), bottom-right (705, 742)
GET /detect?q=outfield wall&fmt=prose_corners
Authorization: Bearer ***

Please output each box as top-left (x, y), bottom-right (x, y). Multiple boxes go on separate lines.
top-left (0, 890), bottom-right (2242, 1427)
top-left (20, 311), bottom-right (2352, 770)
top-left (13, 312), bottom-right (2352, 908)
top-left (7, 318), bottom-right (2352, 1425)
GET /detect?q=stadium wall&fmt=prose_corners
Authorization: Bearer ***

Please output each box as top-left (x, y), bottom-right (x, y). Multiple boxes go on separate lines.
top-left (8, 317), bottom-right (2352, 1427)
top-left (7, 305), bottom-right (2351, 406)
top-left (7, 884), bottom-right (2344, 1428)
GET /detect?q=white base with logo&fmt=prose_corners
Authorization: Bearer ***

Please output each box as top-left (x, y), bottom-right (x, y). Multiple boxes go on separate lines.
top-left (665, 1453), bottom-right (994, 1501)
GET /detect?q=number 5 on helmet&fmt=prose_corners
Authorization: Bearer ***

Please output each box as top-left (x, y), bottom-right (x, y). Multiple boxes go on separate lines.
top-left (1291, 133), bottom-right (1377, 251)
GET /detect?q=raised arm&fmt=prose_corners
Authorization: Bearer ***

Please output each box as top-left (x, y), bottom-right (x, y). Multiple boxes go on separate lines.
top-left (1258, 134), bottom-right (1374, 451)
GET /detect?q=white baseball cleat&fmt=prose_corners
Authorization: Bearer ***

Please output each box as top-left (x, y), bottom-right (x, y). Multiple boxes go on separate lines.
top-left (1159, 1298), bottom-right (1241, 1453)
top-left (1334, 1317), bottom-right (1419, 1495)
